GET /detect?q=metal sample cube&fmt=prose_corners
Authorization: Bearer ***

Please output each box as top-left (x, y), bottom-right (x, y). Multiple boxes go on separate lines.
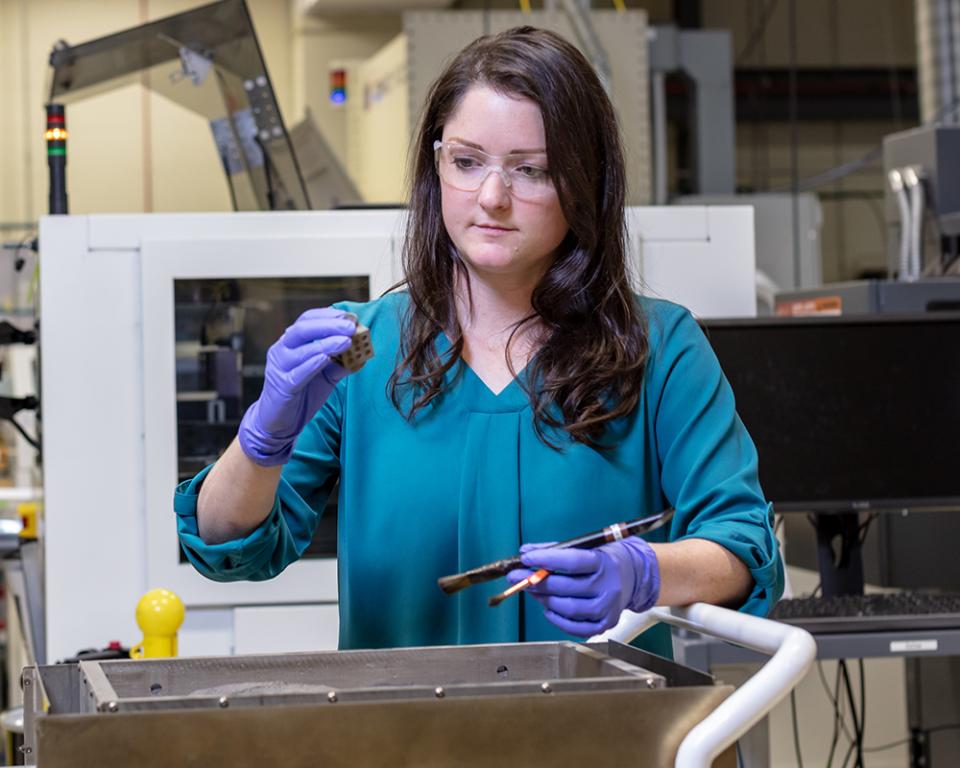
top-left (331, 312), bottom-right (374, 373)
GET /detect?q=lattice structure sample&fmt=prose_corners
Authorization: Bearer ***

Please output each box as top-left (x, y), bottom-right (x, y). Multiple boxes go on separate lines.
top-left (332, 312), bottom-right (374, 373)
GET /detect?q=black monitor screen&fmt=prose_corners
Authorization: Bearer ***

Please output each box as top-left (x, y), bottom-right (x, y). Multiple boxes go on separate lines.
top-left (702, 314), bottom-right (960, 511)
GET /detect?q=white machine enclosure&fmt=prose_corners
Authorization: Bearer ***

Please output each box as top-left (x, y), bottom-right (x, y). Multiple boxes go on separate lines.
top-left (39, 206), bottom-right (753, 663)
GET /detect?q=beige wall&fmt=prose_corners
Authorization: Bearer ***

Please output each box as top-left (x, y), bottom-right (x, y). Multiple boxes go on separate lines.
top-left (0, 1), bottom-right (402, 222)
top-left (457, 0), bottom-right (915, 61)
top-left (454, 0), bottom-right (916, 281)
top-left (708, 0), bottom-right (915, 68)
top-left (737, 120), bottom-right (912, 283)
top-left (294, 12), bottom-right (402, 166)
top-left (722, 0), bottom-right (916, 281)
top-left (1, 0), bottom-right (922, 280)
top-left (0, 0), bottom-right (295, 222)
top-left (345, 32), bottom-right (409, 203)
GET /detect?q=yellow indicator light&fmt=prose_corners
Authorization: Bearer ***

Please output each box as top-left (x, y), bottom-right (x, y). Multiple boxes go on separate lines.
top-left (45, 127), bottom-right (68, 141)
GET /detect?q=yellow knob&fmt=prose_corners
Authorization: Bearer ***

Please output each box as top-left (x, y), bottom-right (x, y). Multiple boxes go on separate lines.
top-left (18, 502), bottom-right (38, 539)
top-left (131, 589), bottom-right (185, 658)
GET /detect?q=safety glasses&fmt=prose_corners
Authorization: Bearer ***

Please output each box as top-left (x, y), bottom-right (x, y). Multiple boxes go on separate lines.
top-left (433, 140), bottom-right (556, 202)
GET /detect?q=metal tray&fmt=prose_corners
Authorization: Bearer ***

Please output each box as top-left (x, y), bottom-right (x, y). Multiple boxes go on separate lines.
top-left (23, 641), bottom-right (735, 768)
top-left (55, 641), bottom-right (663, 713)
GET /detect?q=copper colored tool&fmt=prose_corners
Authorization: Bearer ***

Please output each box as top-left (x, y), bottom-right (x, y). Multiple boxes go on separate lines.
top-left (488, 569), bottom-right (550, 607)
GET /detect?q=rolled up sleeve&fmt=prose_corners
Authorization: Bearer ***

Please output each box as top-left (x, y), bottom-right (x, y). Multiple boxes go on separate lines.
top-left (648, 304), bottom-right (784, 616)
top-left (174, 385), bottom-right (344, 582)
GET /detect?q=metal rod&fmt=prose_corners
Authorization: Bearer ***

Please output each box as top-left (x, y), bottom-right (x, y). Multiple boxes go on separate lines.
top-left (652, 70), bottom-right (668, 204)
top-left (438, 509), bottom-right (674, 595)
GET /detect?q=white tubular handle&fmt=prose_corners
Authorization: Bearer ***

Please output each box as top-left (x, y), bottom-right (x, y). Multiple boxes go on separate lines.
top-left (905, 168), bottom-right (925, 281)
top-left (888, 169), bottom-right (912, 281)
top-left (591, 603), bottom-right (816, 768)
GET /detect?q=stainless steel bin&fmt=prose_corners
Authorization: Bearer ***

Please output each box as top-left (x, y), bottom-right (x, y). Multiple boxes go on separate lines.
top-left (22, 641), bottom-right (734, 767)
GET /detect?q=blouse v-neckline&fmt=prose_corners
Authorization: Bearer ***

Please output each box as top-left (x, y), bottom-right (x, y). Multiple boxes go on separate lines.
top-left (435, 333), bottom-right (532, 413)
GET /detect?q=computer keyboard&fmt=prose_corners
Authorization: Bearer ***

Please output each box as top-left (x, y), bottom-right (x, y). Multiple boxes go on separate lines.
top-left (769, 592), bottom-right (960, 633)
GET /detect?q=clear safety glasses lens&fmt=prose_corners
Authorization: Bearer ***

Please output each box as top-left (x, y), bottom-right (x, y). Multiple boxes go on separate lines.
top-left (433, 141), bottom-right (554, 202)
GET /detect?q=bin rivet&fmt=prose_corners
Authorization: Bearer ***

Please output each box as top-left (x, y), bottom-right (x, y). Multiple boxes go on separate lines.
top-left (22, 678), bottom-right (30, 686)
top-left (646, 678), bottom-right (658, 689)
top-left (541, 682), bottom-right (552, 694)
top-left (327, 691), bottom-right (338, 703)
top-left (434, 687), bottom-right (446, 699)
top-left (19, 746), bottom-right (32, 755)
top-left (106, 701), bottom-right (119, 713)
top-left (218, 696), bottom-right (229, 708)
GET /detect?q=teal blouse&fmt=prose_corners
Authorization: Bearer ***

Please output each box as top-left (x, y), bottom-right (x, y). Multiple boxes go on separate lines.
top-left (176, 293), bottom-right (783, 656)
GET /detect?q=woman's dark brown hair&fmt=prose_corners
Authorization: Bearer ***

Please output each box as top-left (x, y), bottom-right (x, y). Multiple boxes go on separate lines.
top-left (388, 25), bottom-right (648, 448)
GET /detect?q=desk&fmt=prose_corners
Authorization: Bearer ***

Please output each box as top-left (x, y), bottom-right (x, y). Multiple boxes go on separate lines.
top-left (674, 627), bottom-right (960, 768)
top-left (676, 627), bottom-right (960, 669)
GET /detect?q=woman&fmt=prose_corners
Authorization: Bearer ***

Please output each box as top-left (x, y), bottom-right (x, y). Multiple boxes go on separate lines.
top-left (175, 26), bottom-right (782, 655)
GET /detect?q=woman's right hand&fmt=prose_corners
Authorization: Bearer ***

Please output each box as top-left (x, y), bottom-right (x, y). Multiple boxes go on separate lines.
top-left (238, 307), bottom-right (358, 466)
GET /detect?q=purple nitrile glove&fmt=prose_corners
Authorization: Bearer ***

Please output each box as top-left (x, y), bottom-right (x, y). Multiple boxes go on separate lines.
top-left (238, 307), bottom-right (357, 466)
top-left (507, 537), bottom-right (660, 638)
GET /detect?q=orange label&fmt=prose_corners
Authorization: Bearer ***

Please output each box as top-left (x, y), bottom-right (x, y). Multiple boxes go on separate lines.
top-left (775, 296), bottom-right (843, 317)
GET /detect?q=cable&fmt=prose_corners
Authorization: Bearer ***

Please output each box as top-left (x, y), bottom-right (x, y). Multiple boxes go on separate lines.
top-left (818, 660), bottom-right (854, 767)
top-left (1, 235), bottom-right (38, 273)
top-left (519, 0), bottom-right (531, 11)
top-left (612, 0), bottom-right (627, 11)
top-left (839, 660), bottom-right (864, 767)
top-left (767, 147), bottom-right (883, 194)
top-left (864, 723), bottom-right (960, 754)
top-left (790, 688), bottom-right (805, 768)
top-left (766, 99), bottom-right (960, 195)
top-left (253, 135), bottom-right (277, 211)
top-left (926, 721), bottom-right (960, 736)
top-left (8, 416), bottom-right (39, 450)
top-left (858, 658), bottom-right (866, 764)
top-left (0, 235), bottom-right (37, 252)
top-left (858, 512), bottom-right (877, 545)
top-left (840, 738), bottom-right (857, 768)
top-left (863, 736), bottom-right (911, 754)
top-left (219, 149), bottom-right (240, 212)
top-left (736, 0), bottom-right (780, 65)
top-left (825, 671), bottom-right (842, 767)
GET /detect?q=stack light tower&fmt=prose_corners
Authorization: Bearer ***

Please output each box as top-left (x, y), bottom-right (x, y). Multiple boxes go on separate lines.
top-left (45, 103), bottom-right (68, 215)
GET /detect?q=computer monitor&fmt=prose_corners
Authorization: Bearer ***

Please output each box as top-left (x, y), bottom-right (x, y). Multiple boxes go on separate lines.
top-left (701, 313), bottom-right (960, 595)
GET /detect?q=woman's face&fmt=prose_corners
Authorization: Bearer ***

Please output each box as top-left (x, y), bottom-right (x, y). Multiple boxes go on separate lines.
top-left (439, 85), bottom-right (570, 287)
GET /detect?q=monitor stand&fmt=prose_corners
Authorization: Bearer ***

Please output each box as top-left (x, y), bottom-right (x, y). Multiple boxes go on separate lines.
top-left (813, 512), bottom-right (864, 597)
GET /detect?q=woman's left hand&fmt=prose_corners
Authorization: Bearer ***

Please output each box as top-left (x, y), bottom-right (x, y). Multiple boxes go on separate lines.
top-left (507, 538), bottom-right (660, 638)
